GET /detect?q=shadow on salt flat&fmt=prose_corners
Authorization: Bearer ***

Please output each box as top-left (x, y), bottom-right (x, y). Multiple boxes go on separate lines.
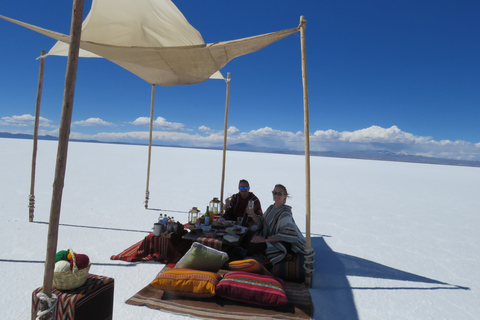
top-left (310, 236), bottom-right (469, 320)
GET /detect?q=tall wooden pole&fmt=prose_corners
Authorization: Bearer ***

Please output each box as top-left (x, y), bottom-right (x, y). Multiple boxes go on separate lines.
top-left (300, 16), bottom-right (314, 287)
top-left (220, 73), bottom-right (231, 206)
top-left (40, 0), bottom-right (84, 310)
top-left (145, 84), bottom-right (155, 208)
top-left (29, 50), bottom-right (46, 222)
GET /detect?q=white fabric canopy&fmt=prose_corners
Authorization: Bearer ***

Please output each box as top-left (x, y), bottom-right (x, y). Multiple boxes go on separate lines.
top-left (0, 0), bottom-right (300, 86)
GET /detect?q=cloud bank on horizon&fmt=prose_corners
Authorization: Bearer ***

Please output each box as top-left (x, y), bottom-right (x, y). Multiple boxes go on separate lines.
top-left (1, 114), bottom-right (479, 161)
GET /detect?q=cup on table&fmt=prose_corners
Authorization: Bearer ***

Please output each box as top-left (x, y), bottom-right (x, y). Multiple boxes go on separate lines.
top-left (236, 217), bottom-right (242, 226)
top-left (225, 197), bottom-right (233, 210)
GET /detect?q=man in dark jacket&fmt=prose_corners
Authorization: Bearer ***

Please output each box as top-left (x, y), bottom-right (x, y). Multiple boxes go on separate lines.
top-left (223, 179), bottom-right (262, 224)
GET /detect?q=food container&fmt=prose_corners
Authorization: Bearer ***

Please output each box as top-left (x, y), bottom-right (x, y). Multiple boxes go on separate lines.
top-left (153, 223), bottom-right (163, 236)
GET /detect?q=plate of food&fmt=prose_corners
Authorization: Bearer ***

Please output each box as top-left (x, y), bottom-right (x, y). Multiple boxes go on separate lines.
top-left (212, 220), bottom-right (235, 228)
top-left (225, 226), bottom-right (248, 234)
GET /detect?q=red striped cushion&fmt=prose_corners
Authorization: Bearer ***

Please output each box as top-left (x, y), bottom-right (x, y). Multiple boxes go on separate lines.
top-left (216, 271), bottom-right (288, 306)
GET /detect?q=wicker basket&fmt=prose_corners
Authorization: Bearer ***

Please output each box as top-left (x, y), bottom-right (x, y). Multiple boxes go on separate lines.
top-left (53, 249), bottom-right (91, 290)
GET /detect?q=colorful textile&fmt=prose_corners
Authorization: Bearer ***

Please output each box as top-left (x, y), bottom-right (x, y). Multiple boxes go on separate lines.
top-left (56, 250), bottom-right (70, 262)
top-left (110, 231), bottom-right (189, 264)
top-left (55, 260), bottom-right (71, 272)
top-left (257, 204), bottom-right (306, 265)
top-left (126, 266), bottom-right (312, 319)
top-left (175, 242), bottom-right (229, 272)
top-left (196, 236), bottom-right (222, 250)
top-left (226, 258), bottom-right (272, 276)
top-left (31, 274), bottom-right (114, 320)
top-left (151, 268), bottom-right (221, 298)
top-left (216, 271), bottom-right (288, 307)
top-left (271, 252), bottom-right (306, 282)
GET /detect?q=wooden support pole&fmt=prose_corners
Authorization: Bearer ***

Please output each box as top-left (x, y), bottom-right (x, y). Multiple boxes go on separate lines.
top-left (220, 73), bottom-right (231, 207)
top-left (299, 16), bottom-right (314, 288)
top-left (145, 84), bottom-right (155, 208)
top-left (29, 50), bottom-right (46, 222)
top-left (40, 0), bottom-right (84, 311)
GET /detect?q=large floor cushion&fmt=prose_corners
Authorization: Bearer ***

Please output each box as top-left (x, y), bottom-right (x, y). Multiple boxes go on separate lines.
top-left (175, 242), bottom-right (229, 272)
top-left (216, 271), bottom-right (288, 307)
top-left (270, 252), bottom-right (305, 282)
top-left (150, 268), bottom-right (221, 298)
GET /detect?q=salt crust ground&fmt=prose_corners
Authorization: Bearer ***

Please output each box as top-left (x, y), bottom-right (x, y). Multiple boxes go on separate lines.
top-left (1, 138), bottom-right (479, 319)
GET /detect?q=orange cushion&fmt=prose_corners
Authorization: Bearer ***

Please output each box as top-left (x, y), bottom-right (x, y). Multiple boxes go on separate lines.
top-left (226, 258), bottom-right (272, 275)
top-left (151, 268), bottom-right (221, 298)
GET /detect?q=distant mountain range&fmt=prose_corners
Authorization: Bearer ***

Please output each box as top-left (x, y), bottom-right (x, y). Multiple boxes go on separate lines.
top-left (2, 132), bottom-right (479, 168)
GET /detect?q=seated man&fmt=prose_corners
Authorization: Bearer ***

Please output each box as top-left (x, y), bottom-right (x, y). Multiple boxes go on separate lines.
top-left (223, 179), bottom-right (262, 226)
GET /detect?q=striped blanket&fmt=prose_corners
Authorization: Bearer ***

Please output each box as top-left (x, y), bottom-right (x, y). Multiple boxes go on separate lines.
top-left (31, 274), bottom-right (114, 320)
top-left (126, 267), bottom-right (312, 320)
top-left (196, 237), bottom-right (223, 250)
top-left (110, 232), bottom-right (190, 264)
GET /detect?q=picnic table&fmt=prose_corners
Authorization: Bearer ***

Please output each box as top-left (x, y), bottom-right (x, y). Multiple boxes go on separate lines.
top-left (182, 224), bottom-right (248, 251)
top-left (111, 220), bottom-right (249, 264)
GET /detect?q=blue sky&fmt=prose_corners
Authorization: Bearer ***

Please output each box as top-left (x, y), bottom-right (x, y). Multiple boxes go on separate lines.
top-left (1, 0), bottom-right (479, 161)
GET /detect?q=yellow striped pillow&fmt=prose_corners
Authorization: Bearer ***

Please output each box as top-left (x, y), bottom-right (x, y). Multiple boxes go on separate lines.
top-left (151, 268), bottom-right (221, 298)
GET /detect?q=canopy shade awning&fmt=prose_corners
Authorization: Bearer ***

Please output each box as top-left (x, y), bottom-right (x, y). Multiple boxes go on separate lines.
top-left (1, 0), bottom-right (299, 86)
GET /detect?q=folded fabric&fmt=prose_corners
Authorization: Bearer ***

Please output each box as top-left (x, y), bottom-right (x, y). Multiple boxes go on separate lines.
top-left (55, 250), bottom-right (70, 262)
top-left (196, 237), bottom-right (222, 250)
top-left (226, 258), bottom-right (272, 276)
top-left (151, 268), bottom-right (221, 298)
top-left (54, 260), bottom-right (71, 272)
top-left (175, 242), bottom-right (229, 272)
top-left (216, 271), bottom-right (288, 307)
top-left (71, 254), bottom-right (90, 269)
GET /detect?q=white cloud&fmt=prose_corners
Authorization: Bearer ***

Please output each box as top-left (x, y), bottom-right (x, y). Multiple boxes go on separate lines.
top-left (22, 124), bottom-right (480, 162)
top-left (72, 117), bottom-right (114, 127)
top-left (199, 125), bottom-right (212, 133)
top-left (227, 126), bottom-right (239, 135)
top-left (313, 125), bottom-right (429, 144)
top-left (131, 116), bottom-right (184, 130)
top-left (0, 114), bottom-right (53, 127)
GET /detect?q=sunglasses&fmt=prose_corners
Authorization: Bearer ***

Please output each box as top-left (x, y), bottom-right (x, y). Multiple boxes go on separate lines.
top-left (239, 186), bottom-right (249, 190)
top-left (272, 191), bottom-right (284, 196)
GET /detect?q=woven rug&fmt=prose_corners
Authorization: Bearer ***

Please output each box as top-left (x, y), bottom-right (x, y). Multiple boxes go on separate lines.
top-left (126, 267), bottom-right (312, 320)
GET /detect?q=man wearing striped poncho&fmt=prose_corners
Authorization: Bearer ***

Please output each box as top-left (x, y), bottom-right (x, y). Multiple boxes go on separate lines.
top-left (249, 184), bottom-right (306, 266)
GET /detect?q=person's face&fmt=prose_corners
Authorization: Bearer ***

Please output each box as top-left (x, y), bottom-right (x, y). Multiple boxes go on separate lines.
top-left (238, 183), bottom-right (250, 199)
top-left (272, 186), bottom-right (286, 205)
